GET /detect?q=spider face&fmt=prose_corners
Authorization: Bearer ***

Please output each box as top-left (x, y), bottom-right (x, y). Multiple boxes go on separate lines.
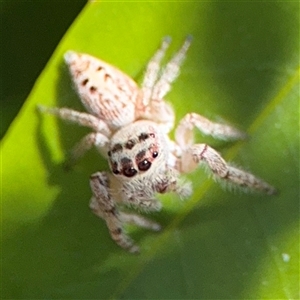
top-left (107, 120), bottom-right (168, 180)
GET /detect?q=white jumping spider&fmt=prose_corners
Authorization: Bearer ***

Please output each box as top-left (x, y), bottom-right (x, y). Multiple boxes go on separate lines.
top-left (40, 37), bottom-right (276, 253)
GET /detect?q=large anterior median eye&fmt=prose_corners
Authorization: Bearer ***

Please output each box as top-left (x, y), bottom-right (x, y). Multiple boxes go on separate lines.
top-left (138, 159), bottom-right (152, 171)
top-left (123, 167), bottom-right (137, 177)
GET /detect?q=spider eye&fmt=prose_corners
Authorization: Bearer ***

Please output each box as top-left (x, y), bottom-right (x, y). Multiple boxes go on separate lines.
top-left (123, 167), bottom-right (137, 177)
top-left (111, 161), bottom-right (119, 174)
top-left (138, 159), bottom-right (152, 171)
top-left (152, 151), bottom-right (158, 158)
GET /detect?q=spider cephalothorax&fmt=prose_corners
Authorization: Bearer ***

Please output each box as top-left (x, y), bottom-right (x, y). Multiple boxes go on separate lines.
top-left (40, 37), bottom-right (276, 253)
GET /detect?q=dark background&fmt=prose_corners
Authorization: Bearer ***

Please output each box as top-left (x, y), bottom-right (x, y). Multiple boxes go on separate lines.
top-left (1, 0), bottom-right (86, 138)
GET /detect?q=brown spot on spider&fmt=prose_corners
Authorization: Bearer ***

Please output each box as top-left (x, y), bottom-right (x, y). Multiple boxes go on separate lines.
top-left (82, 78), bottom-right (89, 86)
top-left (89, 86), bottom-right (97, 93)
top-left (138, 133), bottom-right (149, 142)
top-left (104, 73), bottom-right (112, 81)
top-left (125, 139), bottom-right (136, 150)
top-left (111, 143), bottom-right (123, 153)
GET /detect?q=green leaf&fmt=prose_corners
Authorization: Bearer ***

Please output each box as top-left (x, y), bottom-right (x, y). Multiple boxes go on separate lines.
top-left (2, 2), bottom-right (299, 299)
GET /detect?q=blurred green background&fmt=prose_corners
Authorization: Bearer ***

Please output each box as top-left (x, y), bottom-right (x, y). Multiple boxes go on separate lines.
top-left (1, 1), bottom-right (299, 299)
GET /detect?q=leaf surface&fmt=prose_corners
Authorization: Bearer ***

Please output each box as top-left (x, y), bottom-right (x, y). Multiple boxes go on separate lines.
top-left (2, 2), bottom-right (299, 299)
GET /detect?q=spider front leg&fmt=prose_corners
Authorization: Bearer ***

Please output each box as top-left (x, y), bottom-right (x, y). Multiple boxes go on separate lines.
top-left (175, 112), bottom-right (247, 149)
top-left (151, 36), bottom-right (192, 100)
top-left (90, 172), bottom-right (161, 253)
top-left (140, 36), bottom-right (172, 108)
top-left (183, 144), bottom-right (277, 195)
top-left (138, 37), bottom-right (192, 132)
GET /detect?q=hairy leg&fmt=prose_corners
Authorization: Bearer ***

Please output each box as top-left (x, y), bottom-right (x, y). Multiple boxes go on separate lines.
top-left (175, 112), bottom-right (247, 148)
top-left (152, 36), bottom-right (192, 100)
top-left (121, 187), bottom-right (163, 212)
top-left (38, 105), bottom-right (111, 136)
top-left (119, 212), bottom-right (161, 231)
top-left (90, 172), bottom-right (140, 253)
top-left (138, 37), bottom-right (192, 132)
top-left (184, 144), bottom-right (277, 195)
top-left (140, 37), bottom-right (171, 108)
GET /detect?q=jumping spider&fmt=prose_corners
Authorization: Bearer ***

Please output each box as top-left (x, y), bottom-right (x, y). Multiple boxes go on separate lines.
top-left (40, 37), bottom-right (276, 253)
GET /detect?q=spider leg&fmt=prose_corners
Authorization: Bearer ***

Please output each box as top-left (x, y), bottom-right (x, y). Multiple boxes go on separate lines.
top-left (90, 172), bottom-right (140, 253)
top-left (151, 36), bottom-right (192, 100)
top-left (175, 112), bottom-right (247, 149)
top-left (138, 37), bottom-right (192, 133)
top-left (38, 106), bottom-right (111, 136)
top-left (122, 193), bottom-right (163, 212)
top-left (119, 212), bottom-right (161, 231)
top-left (39, 106), bottom-right (110, 166)
top-left (140, 36), bottom-right (171, 108)
top-left (184, 143), bottom-right (277, 195)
